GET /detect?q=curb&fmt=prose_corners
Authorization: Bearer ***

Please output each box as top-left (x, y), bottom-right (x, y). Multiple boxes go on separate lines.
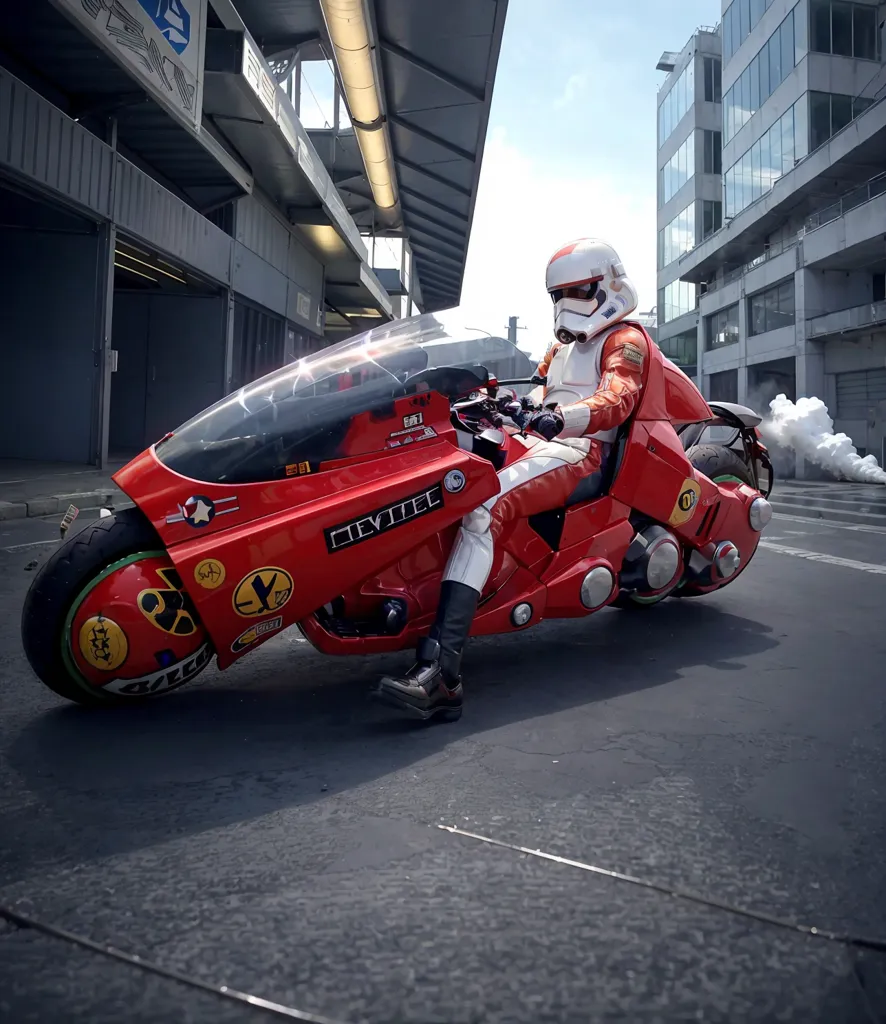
top-left (18, 489), bottom-right (122, 520)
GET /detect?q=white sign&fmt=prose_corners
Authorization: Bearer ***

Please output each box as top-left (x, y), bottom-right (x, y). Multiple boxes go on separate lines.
top-left (51, 0), bottom-right (206, 132)
top-left (242, 37), bottom-right (277, 119)
top-left (296, 291), bottom-right (311, 321)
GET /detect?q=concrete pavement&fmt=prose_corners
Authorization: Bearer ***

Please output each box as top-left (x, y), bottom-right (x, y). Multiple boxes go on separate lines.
top-left (1, 506), bottom-right (885, 1022)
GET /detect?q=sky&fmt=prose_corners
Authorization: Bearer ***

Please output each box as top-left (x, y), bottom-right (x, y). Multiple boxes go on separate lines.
top-left (446, 0), bottom-right (717, 357)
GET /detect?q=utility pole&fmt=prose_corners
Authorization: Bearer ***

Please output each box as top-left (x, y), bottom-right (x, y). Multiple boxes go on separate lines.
top-left (506, 316), bottom-right (527, 344)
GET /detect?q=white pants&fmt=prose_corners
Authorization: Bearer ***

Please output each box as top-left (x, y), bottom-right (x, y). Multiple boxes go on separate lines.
top-left (444, 438), bottom-right (593, 593)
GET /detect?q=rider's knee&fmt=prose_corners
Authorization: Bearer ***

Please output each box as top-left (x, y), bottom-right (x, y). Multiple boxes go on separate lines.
top-left (462, 505), bottom-right (492, 535)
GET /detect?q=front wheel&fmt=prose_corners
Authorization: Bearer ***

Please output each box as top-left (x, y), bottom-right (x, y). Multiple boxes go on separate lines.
top-left (21, 508), bottom-right (213, 706)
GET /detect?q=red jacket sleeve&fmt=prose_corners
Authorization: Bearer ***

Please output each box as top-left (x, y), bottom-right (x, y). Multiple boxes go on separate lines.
top-left (535, 343), bottom-right (562, 399)
top-left (559, 326), bottom-right (648, 437)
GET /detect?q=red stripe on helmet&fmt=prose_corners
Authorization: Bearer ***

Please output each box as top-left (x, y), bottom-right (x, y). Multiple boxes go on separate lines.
top-left (549, 242), bottom-right (581, 263)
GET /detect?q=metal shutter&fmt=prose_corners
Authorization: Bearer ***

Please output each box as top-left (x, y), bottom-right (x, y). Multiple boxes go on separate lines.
top-left (835, 368), bottom-right (886, 419)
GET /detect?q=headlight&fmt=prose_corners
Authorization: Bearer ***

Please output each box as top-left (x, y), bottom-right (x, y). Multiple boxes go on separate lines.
top-left (748, 496), bottom-right (772, 532)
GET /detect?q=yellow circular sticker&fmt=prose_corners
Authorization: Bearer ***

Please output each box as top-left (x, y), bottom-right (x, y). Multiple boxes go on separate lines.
top-left (233, 567), bottom-right (294, 618)
top-left (194, 558), bottom-right (226, 590)
top-left (79, 614), bottom-right (129, 672)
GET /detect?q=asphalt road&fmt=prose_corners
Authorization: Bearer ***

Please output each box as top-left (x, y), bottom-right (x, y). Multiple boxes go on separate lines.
top-left (1, 508), bottom-right (885, 1023)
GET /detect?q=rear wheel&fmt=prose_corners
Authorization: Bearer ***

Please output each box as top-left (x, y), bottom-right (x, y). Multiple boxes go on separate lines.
top-left (685, 443), bottom-right (755, 487)
top-left (21, 508), bottom-right (213, 706)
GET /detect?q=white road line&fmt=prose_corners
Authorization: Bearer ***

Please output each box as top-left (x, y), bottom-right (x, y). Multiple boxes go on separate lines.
top-left (773, 512), bottom-right (886, 535)
top-left (759, 541), bottom-right (886, 575)
top-left (1, 539), bottom-right (58, 553)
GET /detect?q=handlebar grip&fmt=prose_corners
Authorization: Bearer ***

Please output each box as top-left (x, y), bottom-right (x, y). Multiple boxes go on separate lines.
top-left (530, 374), bottom-right (546, 387)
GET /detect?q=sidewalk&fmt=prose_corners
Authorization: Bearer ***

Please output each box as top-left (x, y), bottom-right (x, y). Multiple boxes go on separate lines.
top-left (772, 478), bottom-right (886, 528)
top-left (0, 459), bottom-right (126, 520)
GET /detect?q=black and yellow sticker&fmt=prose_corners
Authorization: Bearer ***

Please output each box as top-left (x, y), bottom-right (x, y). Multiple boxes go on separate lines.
top-left (79, 614), bottom-right (129, 672)
top-left (138, 567), bottom-right (199, 636)
top-left (668, 477), bottom-right (702, 527)
top-left (194, 558), bottom-right (226, 590)
top-left (232, 567), bottom-right (294, 618)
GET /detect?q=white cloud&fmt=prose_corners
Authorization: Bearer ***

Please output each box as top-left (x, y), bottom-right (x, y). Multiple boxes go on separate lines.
top-left (553, 72), bottom-right (588, 111)
top-left (442, 126), bottom-right (657, 359)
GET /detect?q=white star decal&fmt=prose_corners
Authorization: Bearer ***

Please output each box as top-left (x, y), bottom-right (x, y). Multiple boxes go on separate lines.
top-left (189, 500), bottom-right (213, 524)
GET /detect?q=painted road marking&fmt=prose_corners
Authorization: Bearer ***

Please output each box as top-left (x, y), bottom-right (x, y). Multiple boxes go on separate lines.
top-left (759, 541), bottom-right (886, 575)
top-left (1, 539), bottom-right (58, 553)
top-left (774, 512), bottom-right (886, 536)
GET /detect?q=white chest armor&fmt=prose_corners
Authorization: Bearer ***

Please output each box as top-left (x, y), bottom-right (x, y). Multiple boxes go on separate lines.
top-left (542, 325), bottom-right (623, 443)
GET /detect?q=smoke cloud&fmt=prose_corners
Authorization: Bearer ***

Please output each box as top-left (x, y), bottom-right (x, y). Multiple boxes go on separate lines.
top-left (760, 394), bottom-right (886, 485)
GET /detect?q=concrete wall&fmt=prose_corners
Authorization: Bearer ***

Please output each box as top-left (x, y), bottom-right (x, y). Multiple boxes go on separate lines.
top-left (0, 225), bottom-right (100, 462)
top-left (110, 292), bottom-right (227, 452)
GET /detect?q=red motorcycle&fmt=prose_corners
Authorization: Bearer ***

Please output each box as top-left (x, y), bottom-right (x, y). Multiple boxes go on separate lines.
top-left (22, 315), bottom-right (774, 705)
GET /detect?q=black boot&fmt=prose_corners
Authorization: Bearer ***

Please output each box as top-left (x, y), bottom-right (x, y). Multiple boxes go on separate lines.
top-left (370, 581), bottom-right (479, 722)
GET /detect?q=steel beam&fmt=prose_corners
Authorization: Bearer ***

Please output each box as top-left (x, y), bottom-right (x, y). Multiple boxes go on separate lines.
top-left (379, 38), bottom-right (485, 103)
top-left (388, 115), bottom-right (475, 164)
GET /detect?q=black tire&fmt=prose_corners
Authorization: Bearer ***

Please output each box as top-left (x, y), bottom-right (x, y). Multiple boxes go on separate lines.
top-left (685, 443), bottom-right (755, 487)
top-left (22, 508), bottom-right (165, 706)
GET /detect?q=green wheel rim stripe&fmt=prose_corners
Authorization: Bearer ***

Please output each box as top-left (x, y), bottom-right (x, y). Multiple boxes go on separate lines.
top-left (61, 550), bottom-right (167, 697)
top-left (631, 593), bottom-right (667, 605)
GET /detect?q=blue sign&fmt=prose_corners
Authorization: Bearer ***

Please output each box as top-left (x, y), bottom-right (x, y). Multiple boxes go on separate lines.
top-left (136, 0), bottom-right (191, 55)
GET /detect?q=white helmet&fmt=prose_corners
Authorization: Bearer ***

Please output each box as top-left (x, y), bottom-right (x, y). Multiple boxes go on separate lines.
top-left (545, 238), bottom-right (639, 344)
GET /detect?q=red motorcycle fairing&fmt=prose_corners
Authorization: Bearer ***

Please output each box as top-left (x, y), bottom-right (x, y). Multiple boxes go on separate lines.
top-left (116, 435), bottom-right (500, 669)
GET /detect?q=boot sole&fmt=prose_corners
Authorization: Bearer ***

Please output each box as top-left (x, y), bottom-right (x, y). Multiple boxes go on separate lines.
top-left (369, 687), bottom-right (462, 723)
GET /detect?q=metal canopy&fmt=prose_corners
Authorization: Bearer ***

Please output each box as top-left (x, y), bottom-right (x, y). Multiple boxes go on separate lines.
top-left (0, 2), bottom-right (252, 213)
top-left (202, 26), bottom-right (392, 318)
top-left (234, 0), bottom-right (508, 313)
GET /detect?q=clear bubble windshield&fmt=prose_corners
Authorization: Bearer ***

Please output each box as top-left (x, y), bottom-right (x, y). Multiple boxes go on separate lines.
top-left (155, 313), bottom-right (533, 485)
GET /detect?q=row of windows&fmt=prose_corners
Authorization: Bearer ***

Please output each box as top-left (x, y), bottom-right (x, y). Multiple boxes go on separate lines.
top-left (658, 280), bottom-right (697, 324)
top-left (702, 278), bottom-right (796, 350)
top-left (811, 0), bottom-right (879, 60)
top-left (748, 278), bottom-right (796, 336)
top-left (658, 131), bottom-right (723, 208)
top-left (723, 7), bottom-right (801, 142)
top-left (658, 200), bottom-right (723, 269)
top-left (723, 102), bottom-right (806, 220)
top-left (723, 0), bottom-right (775, 64)
top-left (810, 90), bottom-right (875, 150)
top-left (659, 61), bottom-right (694, 145)
top-left (659, 328), bottom-right (698, 372)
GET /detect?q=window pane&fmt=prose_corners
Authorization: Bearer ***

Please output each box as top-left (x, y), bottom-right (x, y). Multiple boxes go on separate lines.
top-left (810, 0), bottom-right (831, 52)
top-left (764, 287), bottom-right (777, 332)
top-left (751, 0), bottom-right (766, 25)
top-left (782, 106), bottom-right (796, 171)
top-left (740, 0), bottom-right (751, 41)
top-left (832, 93), bottom-right (852, 134)
top-left (810, 91), bottom-right (831, 149)
top-left (750, 295), bottom-right (766, 335)
top-left (749, 55), bottom-right (761, 110)
top-left (768, 117), bottom-right (783, 185)
top-left (714, 131), bottom-right (722, 174)
top-left (854, 95), bottom-right (874, 118)
top-left (769, 26), bottom-right (782, 87)
top-left (759, 41), bottom-right (771, 98)
top-left (781, 10), bottom-right (794, 80)
top-left (751, 139), bottom-right (762, 200)
top-left (713, 58), bottom-right (722, 103)
top-left (832, 2), bottom-right (852, 56)
top-left (853, 6), bottom-right (877, 60)
top-left (724, 3), bottom-right (734, 60)
top-left (793, 99), bottom-right (807, 160)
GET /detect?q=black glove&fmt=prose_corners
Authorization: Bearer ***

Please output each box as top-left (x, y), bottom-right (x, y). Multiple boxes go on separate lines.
top-left (527, 407), bottom-right (564, 440)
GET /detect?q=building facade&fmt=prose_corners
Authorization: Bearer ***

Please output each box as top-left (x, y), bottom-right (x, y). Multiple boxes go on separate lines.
top-left (658, 0), bottom-right (886, 476)
top-left (0, 0), bottom-right (506, 467)
top-left (655, 27), bottom-right (724, 383)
